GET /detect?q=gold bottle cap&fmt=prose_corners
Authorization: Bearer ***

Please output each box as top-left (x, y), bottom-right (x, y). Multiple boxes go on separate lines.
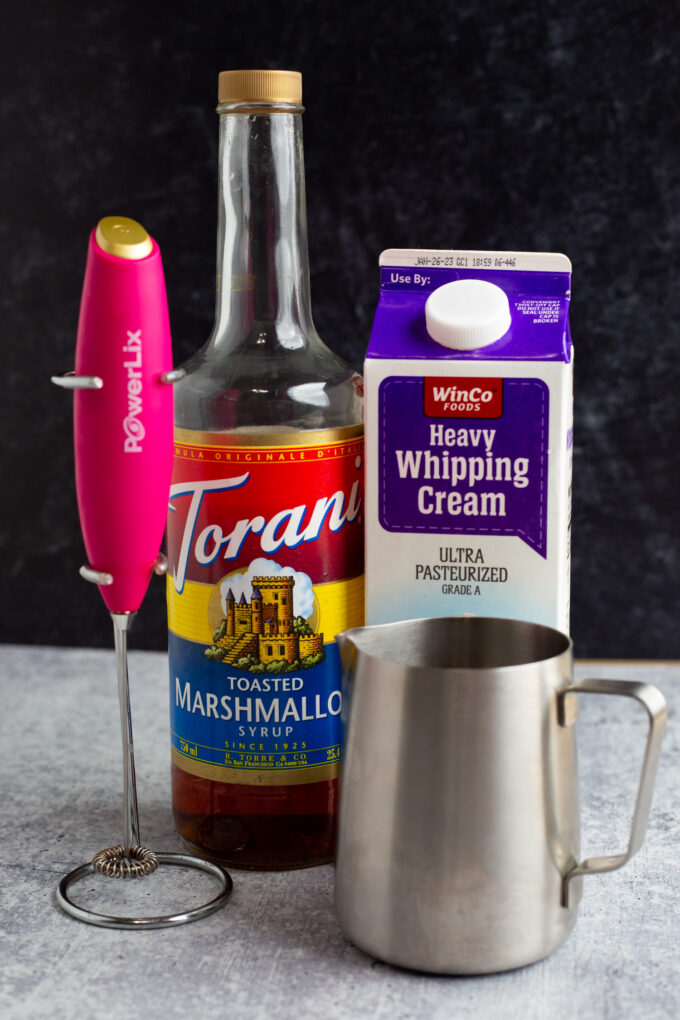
top-left (217, 69), bottom-right (302, 107)
top-left (95, 216), bottom-right (153, 260)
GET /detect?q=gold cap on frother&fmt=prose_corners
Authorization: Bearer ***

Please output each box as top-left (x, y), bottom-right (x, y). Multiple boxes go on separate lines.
top-left (95, 216), bottom-right (153, 260)
top-left (217, 69), bottom-right (302, 107)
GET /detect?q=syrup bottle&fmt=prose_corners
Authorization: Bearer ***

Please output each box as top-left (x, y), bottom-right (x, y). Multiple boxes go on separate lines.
top-left (166, 70), bottom-right (364, 869)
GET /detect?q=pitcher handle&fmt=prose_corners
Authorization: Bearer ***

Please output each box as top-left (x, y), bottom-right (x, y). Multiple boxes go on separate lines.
top-left (559, 677), bottom-right (667, 908)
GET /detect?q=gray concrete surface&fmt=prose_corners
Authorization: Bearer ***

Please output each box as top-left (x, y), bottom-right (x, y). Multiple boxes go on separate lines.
top-left (1, 645), bottom-right (678, 1019)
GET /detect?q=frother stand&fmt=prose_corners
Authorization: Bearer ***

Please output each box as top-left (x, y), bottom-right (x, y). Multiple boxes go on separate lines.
top-left (52, 216), bottom-right (232, 929)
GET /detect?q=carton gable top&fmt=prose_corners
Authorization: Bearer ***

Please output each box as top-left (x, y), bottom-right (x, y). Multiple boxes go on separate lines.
top-left (368, 250), bottom-right (572, 363)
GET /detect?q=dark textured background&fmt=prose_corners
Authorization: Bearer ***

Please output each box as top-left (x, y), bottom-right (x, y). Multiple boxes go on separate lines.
top-left (2, 0), bottom-right (678, 657)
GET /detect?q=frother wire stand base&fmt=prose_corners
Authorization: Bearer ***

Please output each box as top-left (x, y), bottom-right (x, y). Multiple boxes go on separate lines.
top-left (56, 853), bottom-right (233, 930)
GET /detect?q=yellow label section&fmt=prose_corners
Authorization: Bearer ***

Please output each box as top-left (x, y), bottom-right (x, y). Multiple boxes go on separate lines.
top-left (174, 424), bottom-right (363, 450)
top-left (168, 573), bottom-right (365, 645)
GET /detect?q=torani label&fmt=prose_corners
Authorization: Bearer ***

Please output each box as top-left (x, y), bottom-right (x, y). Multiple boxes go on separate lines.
top-left (167, 428), bottom-right (364, 786)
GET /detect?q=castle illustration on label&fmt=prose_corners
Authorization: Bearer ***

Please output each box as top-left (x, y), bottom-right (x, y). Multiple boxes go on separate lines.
top-left (204, 575), bottom-right (325, 673)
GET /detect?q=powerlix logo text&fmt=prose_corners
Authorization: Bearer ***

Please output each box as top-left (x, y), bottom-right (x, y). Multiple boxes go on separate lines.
top-left (424, 377), bottom-right (503, 419)
top-left (122, 329), bottom-right (144, 452)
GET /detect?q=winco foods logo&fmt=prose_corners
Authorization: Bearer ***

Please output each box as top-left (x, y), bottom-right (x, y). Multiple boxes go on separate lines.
top-left (424, 377), bottom-right (503, 419)
top-left (122, 329), bottom-right (145, 452)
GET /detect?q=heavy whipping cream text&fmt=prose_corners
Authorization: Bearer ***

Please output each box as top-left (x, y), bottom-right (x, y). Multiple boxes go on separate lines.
top-left (395, 424), bottom-right (530, 519)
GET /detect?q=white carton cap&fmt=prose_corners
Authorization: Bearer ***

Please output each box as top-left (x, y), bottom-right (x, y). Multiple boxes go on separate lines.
top-left (424, 279), bottom-right (512, 350)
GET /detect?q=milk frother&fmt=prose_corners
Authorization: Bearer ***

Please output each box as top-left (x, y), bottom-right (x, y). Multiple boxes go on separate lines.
top-left (52, 216), bottom-right (232, 928)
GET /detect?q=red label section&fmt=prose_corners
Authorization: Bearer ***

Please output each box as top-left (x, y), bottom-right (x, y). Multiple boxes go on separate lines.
top-left (167, 435), bottom-right (364, 591)
top-left (424, 377), bottom-right (503, 419)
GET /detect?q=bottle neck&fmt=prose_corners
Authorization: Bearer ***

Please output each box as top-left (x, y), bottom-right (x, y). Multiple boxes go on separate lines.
top-left (212, 108), bottom-right (315, 350)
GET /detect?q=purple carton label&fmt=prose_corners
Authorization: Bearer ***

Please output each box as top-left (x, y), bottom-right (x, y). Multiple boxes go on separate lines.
top-left (379, 375), bottom-right (549, 557)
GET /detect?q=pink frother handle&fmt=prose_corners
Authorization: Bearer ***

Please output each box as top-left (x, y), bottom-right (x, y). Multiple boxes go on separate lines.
top-left (73, 218), bottom-right (174, 614)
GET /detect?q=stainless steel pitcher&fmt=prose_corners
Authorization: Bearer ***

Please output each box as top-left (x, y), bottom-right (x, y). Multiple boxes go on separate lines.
top-left (335, 617), bottom-right (666, 974)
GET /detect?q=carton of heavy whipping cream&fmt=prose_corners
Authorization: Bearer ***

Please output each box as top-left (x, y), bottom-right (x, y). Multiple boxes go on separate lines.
top-left (365, 249), bottom-right (573, 632)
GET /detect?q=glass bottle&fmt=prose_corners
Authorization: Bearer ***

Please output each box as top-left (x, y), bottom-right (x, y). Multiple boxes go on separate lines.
top-left (166, 70), bottom-right (364, 869)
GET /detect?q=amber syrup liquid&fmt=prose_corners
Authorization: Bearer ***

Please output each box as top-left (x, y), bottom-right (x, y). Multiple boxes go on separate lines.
top-left (172, 766), bottom-right (336, 869)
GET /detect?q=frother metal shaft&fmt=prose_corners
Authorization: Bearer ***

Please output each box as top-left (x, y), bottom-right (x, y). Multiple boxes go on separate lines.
top-left (112, 612), bottom-right (140, 851)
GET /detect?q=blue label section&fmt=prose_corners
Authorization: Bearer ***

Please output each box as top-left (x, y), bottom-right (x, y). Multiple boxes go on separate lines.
top-left (169, 632), bottom-right (342, 774)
